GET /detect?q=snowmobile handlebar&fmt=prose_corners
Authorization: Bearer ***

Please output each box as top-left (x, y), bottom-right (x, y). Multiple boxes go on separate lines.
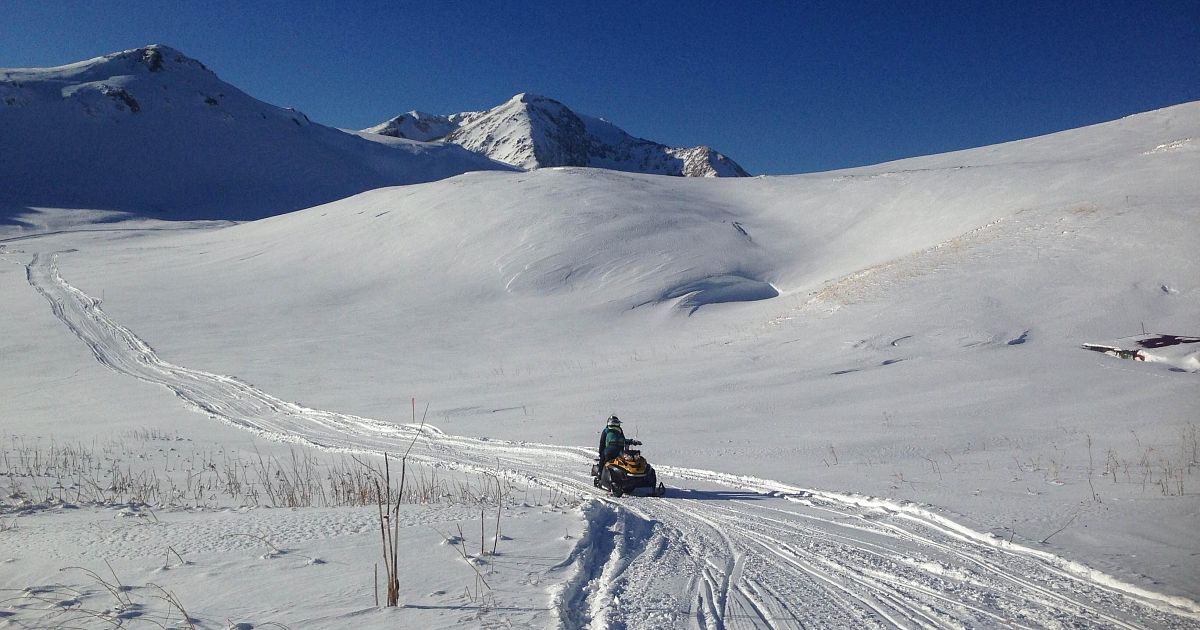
top-left (626, 439), bottom-right (642, 446)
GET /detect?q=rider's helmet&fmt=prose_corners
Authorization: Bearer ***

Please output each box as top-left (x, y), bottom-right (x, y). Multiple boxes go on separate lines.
top-left (607, 415), bottom-right (621, 426)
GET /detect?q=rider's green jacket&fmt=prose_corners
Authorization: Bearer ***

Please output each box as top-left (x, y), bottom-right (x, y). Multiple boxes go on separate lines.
top-left (599, 426), bottom-right (625, 459)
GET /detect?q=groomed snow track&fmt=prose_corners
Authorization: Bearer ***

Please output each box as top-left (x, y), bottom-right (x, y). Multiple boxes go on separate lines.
top-left (27, 252), bottom-right (1200, 629)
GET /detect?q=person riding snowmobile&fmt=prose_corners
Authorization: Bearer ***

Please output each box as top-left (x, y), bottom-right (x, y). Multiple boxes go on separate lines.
top-left (599, 415), bottom-right (639, 463)
top-left (594, 414), bottom-right (660, 497)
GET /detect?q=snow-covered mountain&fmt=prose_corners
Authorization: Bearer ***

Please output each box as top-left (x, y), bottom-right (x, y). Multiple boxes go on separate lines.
top-left (364, 109), bottom-right (467, 142)
top-left (0, 45), bottom-right (511, 220)
top-left (365, 93), bottom-right (751, 177)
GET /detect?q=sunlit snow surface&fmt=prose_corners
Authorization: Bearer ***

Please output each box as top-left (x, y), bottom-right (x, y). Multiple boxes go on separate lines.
top-left (2, 100), bottom-right (1198, 627)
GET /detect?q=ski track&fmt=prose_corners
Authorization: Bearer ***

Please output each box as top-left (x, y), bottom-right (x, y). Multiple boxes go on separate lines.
top-left (24, 252), bottom-right (1200, 630)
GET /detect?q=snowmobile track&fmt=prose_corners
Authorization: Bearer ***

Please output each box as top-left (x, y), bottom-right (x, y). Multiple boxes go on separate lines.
top-left (26, 252), bottom-right (1200, 630)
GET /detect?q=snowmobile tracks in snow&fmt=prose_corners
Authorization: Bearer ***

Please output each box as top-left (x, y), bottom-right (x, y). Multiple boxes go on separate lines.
top-left (26, 252), bottom-right (1200, 629)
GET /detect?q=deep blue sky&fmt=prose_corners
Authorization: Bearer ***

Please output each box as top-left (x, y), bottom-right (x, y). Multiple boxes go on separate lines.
top-left (3, 1), bottom-right (1197, 175)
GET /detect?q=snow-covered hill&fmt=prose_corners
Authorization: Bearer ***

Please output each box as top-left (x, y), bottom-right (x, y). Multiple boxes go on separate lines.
top-left (0, 45), bottom-right (511, 221)
top-left (365, 93), bottom-right (751, 177)
top-left (3, 86), bottom-right (1199, 625)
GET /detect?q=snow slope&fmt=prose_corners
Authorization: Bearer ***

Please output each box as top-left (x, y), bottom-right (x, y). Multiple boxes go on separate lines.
top-left (9, 250), bottom-right (1198, 627)
top-left (3, 102), bottom-right (1199, 626)
top-left (2, 503), bottom-right (582, 629)
top-left (365, 93), bottom-right (751, 177)
top-left (0, 45), bottom-right (511, 221)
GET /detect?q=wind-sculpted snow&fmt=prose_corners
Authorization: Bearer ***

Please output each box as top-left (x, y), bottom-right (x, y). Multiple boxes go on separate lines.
top-left (657, 274), bottom-right (780, 314)
top-left (25, 252), bottom-right (1200, 629)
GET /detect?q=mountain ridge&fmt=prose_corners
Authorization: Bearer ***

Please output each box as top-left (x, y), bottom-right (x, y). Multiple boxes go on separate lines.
top-left (365, 93), bottom-right (751, 177)
top-left (0, 45), bottom-right (512, 220)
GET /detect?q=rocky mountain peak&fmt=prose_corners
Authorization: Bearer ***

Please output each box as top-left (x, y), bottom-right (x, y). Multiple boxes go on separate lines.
top-left (364, 110), bottom-right (459, 142)
top-left (81, 44), bottom-right (213, 79)
top-left (366, 94), bottom-right (751, 177)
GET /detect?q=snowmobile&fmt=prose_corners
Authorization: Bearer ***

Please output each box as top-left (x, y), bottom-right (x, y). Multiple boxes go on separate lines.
top-left (592, 441), bottom-right (666, 497)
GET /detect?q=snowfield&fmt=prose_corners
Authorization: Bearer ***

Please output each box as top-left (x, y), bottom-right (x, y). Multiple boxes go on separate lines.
top-left (5, 251), bottom-right (1198, 628)
top-left (1, 47), bottom-right (1199, 628)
